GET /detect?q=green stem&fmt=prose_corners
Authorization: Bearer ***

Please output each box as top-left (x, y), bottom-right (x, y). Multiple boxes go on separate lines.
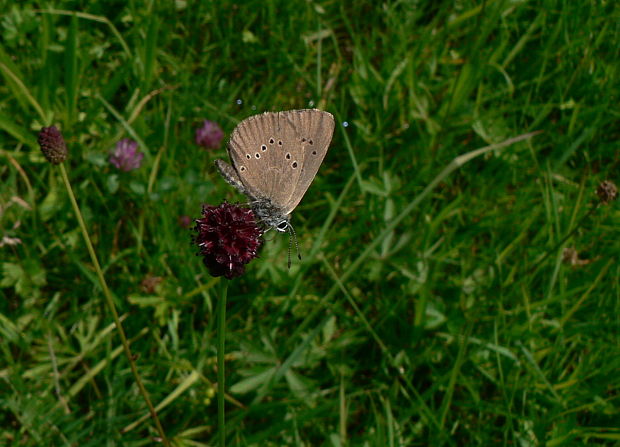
top-left (58, 164), bottom-right (169, 446)
top-left (217, 278), bottom-right (228, 447)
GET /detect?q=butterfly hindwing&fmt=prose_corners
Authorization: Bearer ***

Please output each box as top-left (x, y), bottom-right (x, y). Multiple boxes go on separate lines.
top-left (227, 111), bottom-right (305, 210)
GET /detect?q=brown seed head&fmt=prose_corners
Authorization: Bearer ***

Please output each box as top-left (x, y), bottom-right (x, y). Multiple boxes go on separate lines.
top-left (596, 180), bottom-right (618, 205)
top-left (38, 126), bottom-right (67, 165)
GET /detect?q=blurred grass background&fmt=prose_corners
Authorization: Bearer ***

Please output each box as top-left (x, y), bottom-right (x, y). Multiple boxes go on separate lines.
top-left (1, 0), bottom-right (619, 445)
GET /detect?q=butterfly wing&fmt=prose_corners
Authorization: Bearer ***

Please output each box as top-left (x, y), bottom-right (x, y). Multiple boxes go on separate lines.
top-left (214, 159), bottom-right (255, 197)
top-left (278, 109), bottom-right (335, 214)
top-left (227, 111), bottom-right (304, 211)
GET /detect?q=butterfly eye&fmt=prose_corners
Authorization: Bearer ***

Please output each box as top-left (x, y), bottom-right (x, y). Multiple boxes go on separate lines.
top-left (308, 139), bottom-right (313, 145)
top-left (269, 138), bottom-right (275, 144)
top-left (261, 144), bottom-right (267, 151)
top-left (301, 137), bottom-right (306, 142)
top-left (291, 161), bottom-right (298, 169)
top-left (278, 140), bottom-right (283, 146)
top-left (311, 150), bottom-right (317, 155)
top-left (240, 166), bottom-right (246, 172)
top-left (246, 154), bottom-right (251, 159)
top-left (285, 153), bottom-right (291, 160)
top-left (255, 153), bottom-right (260, 159)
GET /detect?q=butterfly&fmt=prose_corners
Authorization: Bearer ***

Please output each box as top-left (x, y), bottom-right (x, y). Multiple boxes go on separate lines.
top-left (215, 109), bottom-right (335, 266)
top-left (215, 109), bottom-right (334, 233)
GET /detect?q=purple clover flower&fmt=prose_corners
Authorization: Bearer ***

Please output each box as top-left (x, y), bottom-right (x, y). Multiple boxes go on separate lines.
top-left (109, 139), bottom-right (144, 172)
top-left (192, 203), bottom-right (263, 279)
top-left (178, 215), bottom-right (192, 229)
top-left (195, 120), bottom-right (224, 149)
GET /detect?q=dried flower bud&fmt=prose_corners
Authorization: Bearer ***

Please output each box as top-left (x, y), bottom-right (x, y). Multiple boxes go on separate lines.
top-left (38, 126), bottom-right (67, 164)
top-left (562, 247), bottom-right (594, 267)
top-left (596, 180), bottom-right (617, 205)
top-left (140, 275), bottom-right (163, 294)
top-left (195, 120), bottom-right (224, 149)
top-left (192, 202), bottom-right (262, 279)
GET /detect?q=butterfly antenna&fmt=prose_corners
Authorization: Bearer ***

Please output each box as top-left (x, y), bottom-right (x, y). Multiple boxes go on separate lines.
top-left (287, 223), bottom-right (302, 269)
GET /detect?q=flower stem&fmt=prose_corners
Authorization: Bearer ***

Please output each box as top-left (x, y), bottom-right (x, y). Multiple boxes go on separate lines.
top-left (217, 279), bottom-right (228, 447)
top-left (58, 164), bottom-right (169, 446)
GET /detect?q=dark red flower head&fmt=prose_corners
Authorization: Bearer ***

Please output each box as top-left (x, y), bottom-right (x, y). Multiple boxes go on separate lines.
top-left (193, 202), bottom-right (263, 279)
top-left (38, 126), bottom-right (67, 164)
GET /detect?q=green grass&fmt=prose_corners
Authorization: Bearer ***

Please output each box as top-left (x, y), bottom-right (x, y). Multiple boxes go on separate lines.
top-left (1, 1), bottom-right (619, 445)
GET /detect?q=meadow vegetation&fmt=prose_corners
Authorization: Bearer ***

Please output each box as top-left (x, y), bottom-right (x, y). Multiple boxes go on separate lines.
top-left (1, 1), bottom-right (618, 445)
